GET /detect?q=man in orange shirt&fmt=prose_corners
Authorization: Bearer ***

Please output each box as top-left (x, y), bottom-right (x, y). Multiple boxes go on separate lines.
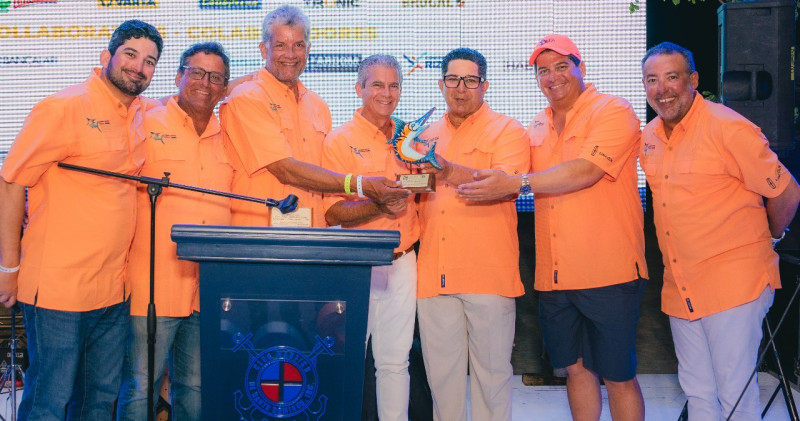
top-left (0, 20), bottom-right (162, 421)
top-left (221, 5), bottom-right (408, 227)
top-left (640, 42), bottom-right (800, 420)
top-left (116, 42), bottom-right (234, 421)
top-left (458, 35), bottom-right (648, 421)
top-left (322, 54), bottom-right (419, 421)
top-left (416, 48), bottom-right (530, 421)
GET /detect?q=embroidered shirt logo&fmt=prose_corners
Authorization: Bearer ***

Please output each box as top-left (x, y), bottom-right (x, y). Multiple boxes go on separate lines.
top-left (149, 131), bottom-right (177, 144)
top-left (349, 145), bottom-right (370, 158)
top-left (86, 118), bottom-right (110, 132)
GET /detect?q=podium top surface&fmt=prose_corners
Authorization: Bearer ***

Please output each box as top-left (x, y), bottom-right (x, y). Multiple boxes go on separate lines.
top-left (172, 225), bottom-right (400, 266)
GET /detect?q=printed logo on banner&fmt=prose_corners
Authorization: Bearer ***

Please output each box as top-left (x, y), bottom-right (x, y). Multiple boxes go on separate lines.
top-left (400, 0), bottom-right (464, 7)
top-left (97, 0), bottom-right (158, 8)
top-left (198, 0), bottom-right (260, 10)
top-left (303, 0), bottom-right (360, 8)
top-left (402, 52), bottom-right (444, 76)
top-left (306, 53), bottom-right (360, 73)
top-left (0, 56), bottom-right (57, 65)
top-left (187, 26), bottom-right (260, 40)
top-left (503, 60), bottom-right (534, 72)
top-left (310, 27), bottom-right (376, 41)
top-left (232, 333), bottom-right (334, 421)
top-left (0, 0), bottom-right (56, 13)
top-left (0, 25), bottom-right (163, 40)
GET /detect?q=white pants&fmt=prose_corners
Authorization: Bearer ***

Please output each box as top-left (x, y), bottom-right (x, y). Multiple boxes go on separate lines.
top-left (367, 251), bottom-right (417, 421)
top-left (417, 293), bottom-right (516, 421)
top-left (670, 286), bottom-right (773, 421)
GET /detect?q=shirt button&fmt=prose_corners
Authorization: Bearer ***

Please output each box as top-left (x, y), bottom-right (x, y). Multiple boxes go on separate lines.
top-left (441, 210), bottom-right (445, 214)
top-left (664, 174), bottom-right (669, 179)
top-left (681, 286), bottom-right (686, 291)
top-left (554, 261), bottom-right (558, 266)
top-left (662, 203), bottom-right (666, 207)
top-left (672, 258), bottom-right (677, 263)
top-left (668, 146), bottom-right (673, 151)
top-left (666, 231), bottom-right (670, 236)
top-left (442, 237), bottom-right (445, 241)
top-left (552, 233), bottom-right (556, 237)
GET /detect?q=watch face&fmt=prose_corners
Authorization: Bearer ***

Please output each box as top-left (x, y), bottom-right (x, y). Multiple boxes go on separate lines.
top-left (520, 185), bottom-right (531, 195)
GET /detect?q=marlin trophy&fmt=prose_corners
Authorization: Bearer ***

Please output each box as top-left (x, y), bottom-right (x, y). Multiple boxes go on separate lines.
top-left (388, 107), bottom-right (442, 170)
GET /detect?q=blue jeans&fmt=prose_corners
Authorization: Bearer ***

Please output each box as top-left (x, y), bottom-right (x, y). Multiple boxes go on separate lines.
top-left (17, 300), bottom-right (129, 421)
top-left (117, 312), bottom-right (201, 421)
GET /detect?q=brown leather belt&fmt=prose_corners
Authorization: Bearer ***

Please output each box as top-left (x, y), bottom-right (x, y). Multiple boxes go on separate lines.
top-left (393, 244), bottom-right (415, 260)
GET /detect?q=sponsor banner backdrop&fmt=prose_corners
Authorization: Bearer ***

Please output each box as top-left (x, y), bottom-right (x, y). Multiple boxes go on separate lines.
top-left (0, 0), bottom-right (646, 177)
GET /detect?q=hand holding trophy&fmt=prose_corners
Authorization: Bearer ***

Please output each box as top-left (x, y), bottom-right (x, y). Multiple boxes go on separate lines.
top-left (389, 107), bottom-right (440, 192)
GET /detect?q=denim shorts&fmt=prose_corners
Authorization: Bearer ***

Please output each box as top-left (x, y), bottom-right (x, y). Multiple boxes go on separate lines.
top-left (538, 278), bottom-right (647, 382)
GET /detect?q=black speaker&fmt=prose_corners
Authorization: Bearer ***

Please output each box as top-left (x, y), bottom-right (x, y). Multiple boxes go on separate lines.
top-left (718, 0), bottom-right (796, 151)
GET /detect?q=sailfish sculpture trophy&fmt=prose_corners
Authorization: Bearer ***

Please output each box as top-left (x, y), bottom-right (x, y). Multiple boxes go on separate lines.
top-left (388, 107), bottom-right (442, 170)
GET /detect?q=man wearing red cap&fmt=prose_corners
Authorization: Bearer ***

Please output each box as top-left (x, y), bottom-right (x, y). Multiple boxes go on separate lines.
top-left (458, 34), bottom-right (648, 420)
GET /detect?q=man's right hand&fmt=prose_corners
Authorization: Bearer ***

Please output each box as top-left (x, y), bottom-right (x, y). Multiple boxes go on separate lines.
top-left (0, 271), bottom-right (18, 308)
top-left (363, 177), bottom-right (411, 204)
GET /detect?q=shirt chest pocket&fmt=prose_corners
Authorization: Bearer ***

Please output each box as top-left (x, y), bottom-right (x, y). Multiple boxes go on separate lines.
top-left (149, 138), bottom-right (187, 164)
top-left (675, 159), bottom-right (729, 192)
top-left (78, 123), bottom-right (126, 156)
top-left (458, 142), bottom-right (494, 169)
top-left (676, 159), bottom-right (727, 175)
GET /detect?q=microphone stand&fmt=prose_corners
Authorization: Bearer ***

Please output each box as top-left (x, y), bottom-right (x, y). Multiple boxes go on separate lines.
top-left (57, 162), bottom-right (297, 421)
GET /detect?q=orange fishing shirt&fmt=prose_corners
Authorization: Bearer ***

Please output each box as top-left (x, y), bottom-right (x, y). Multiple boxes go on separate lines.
top-left (0, 68), bottom-right (153, 311)
top-left (417, 103), bottom-right (530, 299)
top-left (641, 92), bottom-right (788, 320)
top-left (220, 68), bottom-right (332, 227)
top-left (127, 97), bottom-right (235, 317)
top-left (322, 110), bottom-right (419, 252)
top-left (531, 84), bottom-right (647, 292)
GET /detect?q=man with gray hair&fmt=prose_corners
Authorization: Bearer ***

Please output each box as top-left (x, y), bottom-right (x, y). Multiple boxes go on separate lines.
top-left (221, 5), bottom-right (408, 228)
top-left (322, 54), bottom-right (418, 421)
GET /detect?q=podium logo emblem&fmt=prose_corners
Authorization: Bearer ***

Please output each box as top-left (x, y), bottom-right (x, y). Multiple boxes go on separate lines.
top-left (233, 333), bottom-right (334, 420)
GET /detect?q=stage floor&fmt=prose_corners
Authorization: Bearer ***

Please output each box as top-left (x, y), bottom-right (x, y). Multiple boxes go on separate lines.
top-left (510, 372), bottom-right (799, 421)
top-left (0, 373), bottom-right (797, 420)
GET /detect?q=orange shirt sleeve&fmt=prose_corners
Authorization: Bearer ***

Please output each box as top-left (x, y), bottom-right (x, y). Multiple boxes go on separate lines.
top-left (488, 119), bottom-right (531, 176)
top-left (720, 122), bottom-right (789, 198)
top-left (576, 98), bottom-right (641, 180)
top-left (2, 98), bottom-right (72, 186)
top-left (219, 86), bottom-right (292, 177)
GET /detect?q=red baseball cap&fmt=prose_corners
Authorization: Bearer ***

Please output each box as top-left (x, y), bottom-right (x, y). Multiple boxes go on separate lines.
top-left (528, 34), bottom-right (582, 66)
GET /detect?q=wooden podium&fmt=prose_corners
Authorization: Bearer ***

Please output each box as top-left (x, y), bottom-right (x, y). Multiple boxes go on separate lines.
top-left (172, 225), bottom-right (399, 421)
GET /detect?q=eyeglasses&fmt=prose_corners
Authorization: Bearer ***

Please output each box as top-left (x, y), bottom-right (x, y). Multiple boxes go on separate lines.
top-left (182, 66), bottom-right (227, 86)
top-left (443, 75), bottom-right (484, 89)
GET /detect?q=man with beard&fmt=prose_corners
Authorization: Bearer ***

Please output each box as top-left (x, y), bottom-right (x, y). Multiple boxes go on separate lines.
top-left (221, 5), bottom-right (408, 228)
top-left (640, 42), bottom-right (800, 420)
top-left (0, 20), bottom-right (162, 420)
top-left (117, 42), bottom-right (233, 421)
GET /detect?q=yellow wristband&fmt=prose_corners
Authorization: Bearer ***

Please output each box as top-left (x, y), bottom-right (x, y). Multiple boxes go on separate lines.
top-left (344, 173), bottom-right (354, 195)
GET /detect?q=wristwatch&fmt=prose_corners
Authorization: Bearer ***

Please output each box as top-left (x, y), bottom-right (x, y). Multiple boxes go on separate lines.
top-left (520, 174), bottom-right (531, 195)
